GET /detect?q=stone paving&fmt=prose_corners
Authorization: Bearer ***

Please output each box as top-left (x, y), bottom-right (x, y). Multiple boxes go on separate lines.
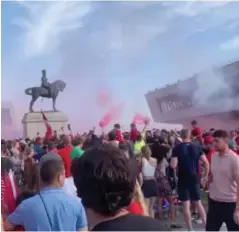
top-left (161, 205), bottom-right (227, 231)
top-left (173, 213), bottom-right (227, 231)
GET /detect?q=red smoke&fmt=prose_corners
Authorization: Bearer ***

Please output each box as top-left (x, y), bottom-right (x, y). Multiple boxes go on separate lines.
top-left (99, 102), bottom-right (125, 128)
top-left (96, 89), bottom-right (112, 108)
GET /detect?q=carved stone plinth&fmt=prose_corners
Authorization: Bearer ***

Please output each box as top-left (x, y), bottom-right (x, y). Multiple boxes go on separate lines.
top-left (22, 111), bottom-right (68, 138)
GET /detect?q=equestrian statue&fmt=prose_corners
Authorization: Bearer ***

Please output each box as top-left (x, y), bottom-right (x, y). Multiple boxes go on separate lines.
top-left (25, 69), bottom-right (66, 112)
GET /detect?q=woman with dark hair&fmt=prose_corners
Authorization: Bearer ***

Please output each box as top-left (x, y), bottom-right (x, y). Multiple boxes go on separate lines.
top-left (23, 147), bottom-right (38, 192)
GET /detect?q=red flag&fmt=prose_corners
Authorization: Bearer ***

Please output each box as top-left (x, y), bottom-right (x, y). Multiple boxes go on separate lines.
top-left (132, 113), bottom-right (150, 125)
top-left (41, 111), bottom-right (53, 139)
top-left (132, 113), bottom-right (146, 124)
top-left (1, 171), bottom-right (19, 214)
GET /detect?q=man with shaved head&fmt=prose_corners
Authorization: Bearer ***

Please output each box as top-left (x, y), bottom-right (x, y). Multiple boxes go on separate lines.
top-left (4, 153), bottom-right (87, 231)
top-left (170, 129), bottom-right (209, 231)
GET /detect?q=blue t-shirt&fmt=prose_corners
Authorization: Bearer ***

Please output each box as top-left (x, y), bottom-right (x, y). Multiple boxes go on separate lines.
top-left (33, 144), bottom-right (46, 162)
top-left (172, 142), bottom-right (203, 184)
top-left (8, 187), bottom-right (87, 231)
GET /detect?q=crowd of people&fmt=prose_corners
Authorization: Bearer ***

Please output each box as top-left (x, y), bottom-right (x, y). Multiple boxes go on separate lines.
top-left (1, 119), bottom-right (239, 231)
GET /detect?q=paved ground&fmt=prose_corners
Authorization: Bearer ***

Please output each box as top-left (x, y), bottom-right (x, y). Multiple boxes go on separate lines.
top-left (174, 213), bottom-right (227, 231)
top-left (154, 191), bottom-right (228, 231)
top-left (161, 204), bottom-right (227, 231)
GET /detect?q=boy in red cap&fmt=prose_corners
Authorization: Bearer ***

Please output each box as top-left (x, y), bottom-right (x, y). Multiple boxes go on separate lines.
top-left (204, 135), bottom-right (216, 165)
top-left (191, 120), bottom-right (203, 144)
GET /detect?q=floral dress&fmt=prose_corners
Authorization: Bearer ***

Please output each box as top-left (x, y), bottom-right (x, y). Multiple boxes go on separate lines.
top-left (154, 158), bottom-right (172, 198)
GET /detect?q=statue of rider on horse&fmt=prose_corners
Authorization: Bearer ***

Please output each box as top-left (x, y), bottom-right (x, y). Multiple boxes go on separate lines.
top-left (25, 69), bottom-right (66, 112)
top-left (41, 69), bottom-right (52, 97)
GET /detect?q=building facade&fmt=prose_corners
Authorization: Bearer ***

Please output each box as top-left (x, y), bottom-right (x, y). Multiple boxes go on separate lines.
top-left (145, 60), bottom-right (239, 130)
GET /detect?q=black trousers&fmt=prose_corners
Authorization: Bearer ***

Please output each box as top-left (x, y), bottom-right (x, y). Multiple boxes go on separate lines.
top-left (206, 198), bottom-right (239, 231)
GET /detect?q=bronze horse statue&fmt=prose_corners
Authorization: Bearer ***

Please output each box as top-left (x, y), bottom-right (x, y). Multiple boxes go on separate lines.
top-left (25, 80), bottom-right (66, 112)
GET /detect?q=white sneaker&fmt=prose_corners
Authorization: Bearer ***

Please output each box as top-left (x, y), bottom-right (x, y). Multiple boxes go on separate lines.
top-left (193, 218), bottom-right (203, 224)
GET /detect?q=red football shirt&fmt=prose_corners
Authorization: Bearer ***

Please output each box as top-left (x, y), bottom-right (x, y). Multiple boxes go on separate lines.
top-left (127, 200), bottom-right (143, 215)
top-left (115, 129), bottom-right (124, 142)
top-left (192, 127), bottom-right (203, 143)
top-left (236, 136), bottom-right (239, 146)
top-left (58, 145), bottom-right (72, 178)
top-left (130, 128), bottom-right (137, 141)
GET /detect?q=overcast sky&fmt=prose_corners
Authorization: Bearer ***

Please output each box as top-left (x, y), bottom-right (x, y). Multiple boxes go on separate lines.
top-left (2, 1), bottom-right (239, 132)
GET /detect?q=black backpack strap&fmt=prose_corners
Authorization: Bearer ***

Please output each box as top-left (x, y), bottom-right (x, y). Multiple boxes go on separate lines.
top-left (39, 193), bottom-right (53, 230)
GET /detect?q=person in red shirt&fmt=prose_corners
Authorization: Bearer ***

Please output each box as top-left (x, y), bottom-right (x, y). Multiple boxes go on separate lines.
top-left (114, 124), bottom-right (124, 142)
top-left (204, 135), bottom-right (216, 165)
top-left (191, 120), bottom-right (203, 144)
top-left (130, 123), bottom-right (138, 142)
top-left (58, 135), bottom-right (72, 178)
top-left (203, 135), bottom-right (216, 193)
top-left (58, 135), bottom-right (77, 196)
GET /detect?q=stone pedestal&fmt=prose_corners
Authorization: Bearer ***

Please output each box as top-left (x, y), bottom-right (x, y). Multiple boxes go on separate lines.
top-left (22, 111), bottom-right (68, 138)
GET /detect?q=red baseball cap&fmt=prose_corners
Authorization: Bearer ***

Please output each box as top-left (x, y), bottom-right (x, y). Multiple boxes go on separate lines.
top-left (204, 135), bottom-right (213, 144)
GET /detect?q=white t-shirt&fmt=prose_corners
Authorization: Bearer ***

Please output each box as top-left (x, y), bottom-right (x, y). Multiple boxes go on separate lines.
top-left (142, 157), bottom-right (156, 180)
top-left (62, 177), bottom-right (77, 197)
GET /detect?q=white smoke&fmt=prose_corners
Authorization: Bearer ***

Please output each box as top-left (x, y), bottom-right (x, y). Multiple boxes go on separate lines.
top-left (194, 67), bottom-right (233, 111)
top-left (177, 61), bottom-right (238, 114)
